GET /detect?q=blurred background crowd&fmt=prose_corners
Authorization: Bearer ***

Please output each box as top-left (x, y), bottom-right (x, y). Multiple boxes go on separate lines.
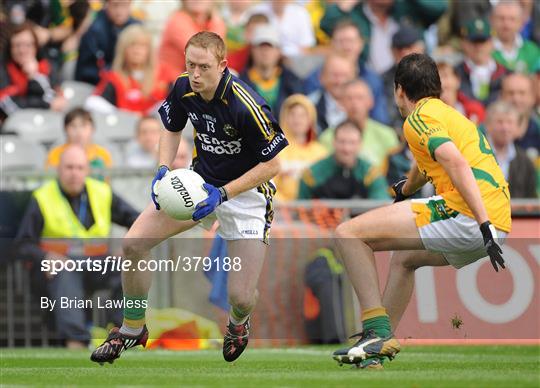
top-left (1, 0), bottom-right (539, 199)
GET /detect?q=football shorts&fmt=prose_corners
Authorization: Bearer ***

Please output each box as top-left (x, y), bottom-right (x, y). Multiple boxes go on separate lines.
top-left (199, 182), bottom-right (275, 244)
top-left (411, 196), bottom-right (507, 268)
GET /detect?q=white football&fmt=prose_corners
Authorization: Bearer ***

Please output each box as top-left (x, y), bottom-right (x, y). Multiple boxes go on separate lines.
top-left (155, 169), bottom-right (207, 220)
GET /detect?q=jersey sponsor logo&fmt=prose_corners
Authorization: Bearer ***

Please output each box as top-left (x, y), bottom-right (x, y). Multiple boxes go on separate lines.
top-left (196, 132), bottom-right (242, 155)
top-left (261, 133), bottom-right (285, 156)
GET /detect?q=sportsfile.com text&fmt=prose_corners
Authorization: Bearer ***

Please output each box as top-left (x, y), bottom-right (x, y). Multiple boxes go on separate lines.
top-left (41, 256), bottom-right (242, 275)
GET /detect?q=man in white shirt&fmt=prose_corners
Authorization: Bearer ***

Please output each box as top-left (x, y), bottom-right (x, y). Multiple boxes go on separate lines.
top-left (246, 0), bottom-right (315, 57)
top-left (308, 53), bottom-right (356, 133)
top-left (124, 116), bottom-right (161, 168)
top-left (363, 0), bottom-right (399, 75)
top-left (485, 100), bottom-right (537, 198)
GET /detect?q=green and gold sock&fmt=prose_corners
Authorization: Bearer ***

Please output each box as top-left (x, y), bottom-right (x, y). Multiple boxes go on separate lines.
top-left (229, 306), bottom-right (249, 325)
top-left (361, 307), bottom-right (392, 338)
top-left (122, 295), bottom-right (147, 329)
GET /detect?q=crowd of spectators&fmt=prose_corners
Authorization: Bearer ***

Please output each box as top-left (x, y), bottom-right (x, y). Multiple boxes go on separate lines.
top-left (1, 0), bottom-right (538, 199)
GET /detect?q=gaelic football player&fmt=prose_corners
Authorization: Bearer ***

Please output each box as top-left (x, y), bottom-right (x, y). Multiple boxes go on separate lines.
top-left (332, 53), bottom-right (510, 369)
top-left (91, 32), bottom-right (287, 364)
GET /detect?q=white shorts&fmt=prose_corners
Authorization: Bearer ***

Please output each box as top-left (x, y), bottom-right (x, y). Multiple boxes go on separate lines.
top-left (200, 182), bottom-right (275, 244)
top-left (411, 196), bottom-right (507, 269)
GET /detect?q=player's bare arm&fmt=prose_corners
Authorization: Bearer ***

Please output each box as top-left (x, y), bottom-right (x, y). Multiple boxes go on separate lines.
top-left (434, 141), bottom-right (505, 271)
top-left (150, 130), bottom-right (182, 210)
top-left (434, 142), bottom-right (488, 224)
top-left (392, 161), bottom-right (427, 202)
top-left (158, 129), bottom-right (181, 167)
top-left (223, 156), bottom-right (281, 199)
top-left (402, 161), bottom-right (428, 196)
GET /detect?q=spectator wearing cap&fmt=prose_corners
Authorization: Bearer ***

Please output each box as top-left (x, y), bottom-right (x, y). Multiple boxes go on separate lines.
top-left (455, 17), bottom-right (508, 106)
top-left (303, 20), bottom-right (389, 125)
top-left (240, 24), bottom-right (304, 117)
top-left (436, 57), bottom-right (485, 125)
top-left (437, 0), bottom-right (491, 46)
top-left (491, 1), bottom-right (540, 73)
top-left (485, 100), bottom-right (537, 198)
top-left (227, 13), bottom-right (270, 74)
top-left (382, 24), bottom-right (425, 129)
top-left (246, 0), bottom-right (315, 57)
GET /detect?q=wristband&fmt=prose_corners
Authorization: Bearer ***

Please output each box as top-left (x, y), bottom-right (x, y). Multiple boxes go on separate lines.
top-left (218, 186), bottom-right (229, 203)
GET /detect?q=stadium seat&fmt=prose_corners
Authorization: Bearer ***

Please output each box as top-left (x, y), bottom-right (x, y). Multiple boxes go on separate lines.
top-left (92, 110), bottom-right (139, 143)
top-left (2, 109), bottom-right (64, 145)
top-left (0, 136), bottom-right (47, 170)
top-left (287, 54), bottom-right (326, 79)
top-left (61, 80), bottom-right (95, 110)
top-left (98, 140), bottom-right (124, 166)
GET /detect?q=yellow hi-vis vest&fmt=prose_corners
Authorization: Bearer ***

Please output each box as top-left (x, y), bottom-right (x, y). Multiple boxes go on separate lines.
top-left (33, 178), bottom-right (112, 256)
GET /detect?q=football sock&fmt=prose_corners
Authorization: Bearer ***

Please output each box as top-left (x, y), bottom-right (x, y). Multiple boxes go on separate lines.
top-left (120, 295), bottom-right (147, 336)
top-left (361, 306), bottom-right (392, 338)
top-left (359, 356), bottom-right (385, 367)
top-left (229, 306), bottom-right (249, 325)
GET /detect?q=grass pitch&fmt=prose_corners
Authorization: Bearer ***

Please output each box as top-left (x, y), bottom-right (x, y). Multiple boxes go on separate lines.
top-left (1, 345), bottom-right (539, 387)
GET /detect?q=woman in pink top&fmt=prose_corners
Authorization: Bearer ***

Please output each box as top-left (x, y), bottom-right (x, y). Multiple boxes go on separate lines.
top-left (158, 0), bottom-right (226, 81)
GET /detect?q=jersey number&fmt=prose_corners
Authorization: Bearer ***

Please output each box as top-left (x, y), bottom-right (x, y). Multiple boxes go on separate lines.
top-left (206, 120), bottom-right (216, 133)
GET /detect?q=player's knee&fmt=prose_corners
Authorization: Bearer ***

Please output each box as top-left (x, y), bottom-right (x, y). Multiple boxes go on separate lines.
top-left (391, 253), bottom-right (417, 271)
top-left (335, 221), bottom-right (355, 239)
top-left (122, 238), bottom-right (149, 260)
top-left (228, 289), bottom-right (256, 312)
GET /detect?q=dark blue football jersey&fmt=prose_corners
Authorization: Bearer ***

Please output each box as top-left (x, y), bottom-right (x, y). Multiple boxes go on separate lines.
top-left (158, 68), bottom-right (288, 186)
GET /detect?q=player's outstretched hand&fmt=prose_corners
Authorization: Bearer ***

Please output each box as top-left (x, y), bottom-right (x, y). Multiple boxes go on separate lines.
top-left (192, 183), bottom-right (228, 221)
top-left (480, 221), bottom-right (506, 272)
top-left (391, 176), bottom-right (410, 203)
top-left (151, 165), bottom-right (169, 210)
